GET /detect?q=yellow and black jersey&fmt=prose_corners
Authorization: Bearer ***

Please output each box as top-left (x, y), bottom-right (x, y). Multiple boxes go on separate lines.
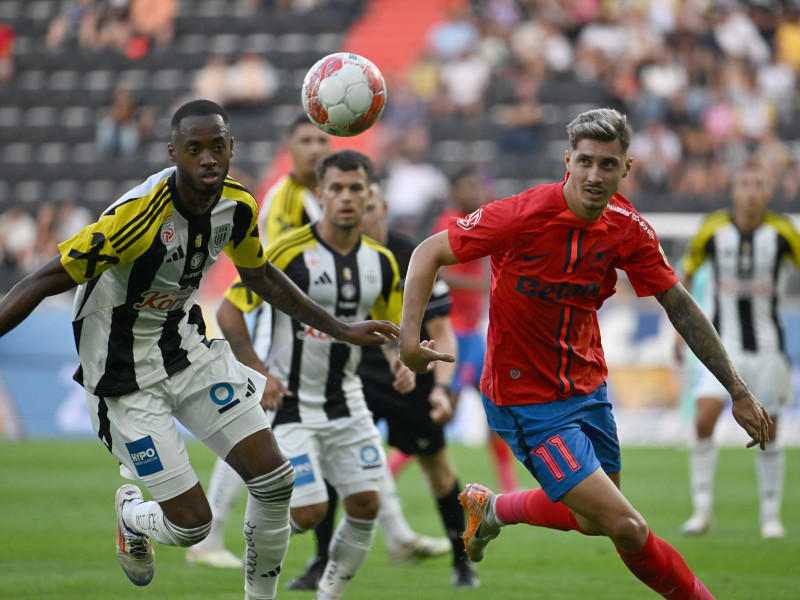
top-left (260, 174), bottom-right (322, 244)
top-left (682, 209), bottom-right (800, 354)
top-left (58, 166), bottom-right (266, 396)
top-left (225, 223), bottom-right (402, 426)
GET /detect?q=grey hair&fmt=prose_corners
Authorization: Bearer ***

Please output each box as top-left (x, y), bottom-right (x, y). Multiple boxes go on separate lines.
top-left (566, 108), bottom-right (633, 154)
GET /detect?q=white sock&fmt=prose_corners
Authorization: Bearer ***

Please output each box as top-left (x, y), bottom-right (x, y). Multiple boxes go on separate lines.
top-left (123, 499), bottom-right (210, 546)
top-left (757, 441), bottom-right (785, 523)
top-left (195, 458), bottom-right (246, 550)
top-left (688, 437), bottom-right (717, 518)
top-left (317, 515), bottom-right (376, 599)
top-left (243, 462), bottom-right (295, 600)
top-left (377, 469), bottom-right (416, 552)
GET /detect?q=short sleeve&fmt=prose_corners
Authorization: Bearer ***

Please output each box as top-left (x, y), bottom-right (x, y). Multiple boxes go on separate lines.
top-left (448, 197), bottom-right (516, 264)
top-left (223, 195), bottom-right (268, 269)
top-left (619, 217), bottom-right (679, 297)
top-left (58, 212), bottom-right (148, 284)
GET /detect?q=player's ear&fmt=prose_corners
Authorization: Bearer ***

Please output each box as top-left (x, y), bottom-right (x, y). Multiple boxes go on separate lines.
top-left (230, 136), bottom-right (235, 156)
top-left (564, 149), bottom-right (571, 171)
top-left (168, 142), bottom-right (175, 164)
top-left (622, 156), bottom-right (633, 178)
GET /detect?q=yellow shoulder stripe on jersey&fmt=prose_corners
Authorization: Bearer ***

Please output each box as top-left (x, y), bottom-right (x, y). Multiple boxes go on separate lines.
top-left (764, 211), bottom-right (800, 270)
top-left (683, 209), bottom-right (732, 276)
top-left (265, 225), bottom-right (316, 271)
top-left (224, 276), bottom-right (264, 314)
top-left (108, 183), bottom-right (172, 253)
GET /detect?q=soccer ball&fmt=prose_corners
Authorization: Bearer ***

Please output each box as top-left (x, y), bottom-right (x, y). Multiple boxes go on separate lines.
top-left (301, 52), bottom-right (387, 137)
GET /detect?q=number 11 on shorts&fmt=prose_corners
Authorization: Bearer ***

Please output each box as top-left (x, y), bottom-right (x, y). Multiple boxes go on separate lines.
top-left (532, 435), bottom-right (580, 482)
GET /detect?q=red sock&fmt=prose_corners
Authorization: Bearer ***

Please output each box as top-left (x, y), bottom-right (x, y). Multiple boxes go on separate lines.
top-left (494, 488), bottom-right (585, 533)
top-left (618, 530), bottom-right (715, 599)
top-left (387, 448), bottom-right (413, 477)
top-left (489, 435), bottom-right (519, 492)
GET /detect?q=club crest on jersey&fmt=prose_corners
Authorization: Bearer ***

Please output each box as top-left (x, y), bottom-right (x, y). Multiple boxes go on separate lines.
top-left (212, 224), bottom-right (231, 250)
top-left (190, 252), bottom-right (204, 269)
top-left (364, 267), bottom-right (377, 285)
top-left (457, 208), bottom-right (482, 230)
top-left (341, 283), bottom-right (357, 300)
top-left (160, 218), bottom-right (176, 247)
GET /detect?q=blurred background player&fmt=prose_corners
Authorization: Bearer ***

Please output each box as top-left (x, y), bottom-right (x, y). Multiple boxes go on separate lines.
top-left (420, 166), bottom-right (519, 494)
top-left (359, 184), bottom-right (477, 587)
top-left (217, 150), bottom-right (412, 600)
top-left (678, 158), bottom-right (800, 539)
top-left (186, 113), bottom-right (332, 568)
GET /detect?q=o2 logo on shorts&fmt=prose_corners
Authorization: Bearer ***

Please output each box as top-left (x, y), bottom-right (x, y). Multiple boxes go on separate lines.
top-left (288, 454), bottom-right (316, 486)
top-left (359, 444), bottom-right (381, 470)
top-left (210, 383), bottom-right (240, 414)
top-left (125, 435), bottom-right (164, 477)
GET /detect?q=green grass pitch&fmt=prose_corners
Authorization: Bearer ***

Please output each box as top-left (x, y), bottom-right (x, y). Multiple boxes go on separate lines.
top-left (1, 440), bottom-right (798, 599)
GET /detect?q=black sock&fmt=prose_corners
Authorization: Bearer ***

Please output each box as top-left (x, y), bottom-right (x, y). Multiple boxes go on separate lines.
top-left (436, 480), bottom-right (468, 564)
top-left (313, 480), bottom-right (338, 564)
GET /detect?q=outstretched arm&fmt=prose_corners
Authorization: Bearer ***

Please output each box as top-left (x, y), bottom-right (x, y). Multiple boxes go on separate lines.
top-left (237, 261), bottom-right (398, 346)
top-left (656, 281), bottom-right (771, 449)
top-left (0, 256), bottom-right (77, 337)
top-left (399, 231), bottom-right (459, 373)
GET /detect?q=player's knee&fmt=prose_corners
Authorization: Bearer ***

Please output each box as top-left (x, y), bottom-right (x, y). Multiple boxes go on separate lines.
top-left (695, 420), bottom-right (716, 439)
top-left (343, 491), bottom-right (380, 520)
top-left (608, 514), bottom-right (649, 550)
top-left (291, 504), bottom-right (327, 531)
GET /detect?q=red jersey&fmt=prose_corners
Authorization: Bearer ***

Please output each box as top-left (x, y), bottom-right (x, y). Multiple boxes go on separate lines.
top-left (448, 179), bottom-right (678, 406)
top-left (432, 207), bottom-right (489, 334)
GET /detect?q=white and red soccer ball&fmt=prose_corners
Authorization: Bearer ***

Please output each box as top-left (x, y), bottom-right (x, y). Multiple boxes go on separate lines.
top-left (301, 52), bottom-right (387, 137)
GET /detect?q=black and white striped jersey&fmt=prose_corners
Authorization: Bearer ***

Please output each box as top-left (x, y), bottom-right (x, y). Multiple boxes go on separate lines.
top-left (682, 209), bottom-right (800, 354)
top-left (225, 224), bottom-right (403, 425)
top-left (58, 166), bottom-right (266, 396)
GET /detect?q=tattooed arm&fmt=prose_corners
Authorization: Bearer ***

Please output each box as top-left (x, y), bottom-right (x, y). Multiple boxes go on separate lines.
top-left (238, 262), bottom-right (398, 346)
top-left (655, 281), bottom-right (771, 449)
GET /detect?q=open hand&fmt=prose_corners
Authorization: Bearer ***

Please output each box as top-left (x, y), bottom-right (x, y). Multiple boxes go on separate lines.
top-left (399, 339), bottom-right (455, 374)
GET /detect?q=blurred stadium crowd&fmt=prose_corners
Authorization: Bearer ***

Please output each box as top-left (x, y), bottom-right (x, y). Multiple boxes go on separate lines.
top-left (1, 0), bottom-right (800, 291)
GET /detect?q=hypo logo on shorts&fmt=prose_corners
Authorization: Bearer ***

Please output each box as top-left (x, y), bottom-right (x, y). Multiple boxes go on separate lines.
top-left (125, 435), bottom-right (164, 477)
top-left (288, 454), bottom-right (316, 486)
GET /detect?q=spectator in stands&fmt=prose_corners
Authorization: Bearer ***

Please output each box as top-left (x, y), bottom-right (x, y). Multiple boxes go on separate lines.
top-left (381, 126), bottom-right (450, 239)
top-left (192, 55), bottom-right (230, 107)
top-left (493, 61), bottom-right (543, 155)
top-left (0, 22), bottom-right (15, 84)
top-left (0, 207), bottom-right (36, 276)
top-left (95, 84), bottom-right (154, 158)
top-left (45, 0), bottom-right (95, 50)
top-left (225, 52), bottom-right (280, 111)
top-left (129, 0), bottom-right (177, 51)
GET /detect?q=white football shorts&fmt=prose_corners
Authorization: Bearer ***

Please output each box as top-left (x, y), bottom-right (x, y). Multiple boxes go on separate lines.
top-left (692, 350), bottom-right (794, 415)
top-left (87, 339), bottom-right (268, 501)
top-left (274, 414), bottom-right (386, 508)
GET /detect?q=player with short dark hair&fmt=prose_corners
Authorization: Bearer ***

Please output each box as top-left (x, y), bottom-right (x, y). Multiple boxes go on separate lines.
top-left (216, 149), bottom-right (413, 600)
top-left (399, 107), bottom-right (771, 599)
top-left (0, 99), bottom-right (397, 600)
